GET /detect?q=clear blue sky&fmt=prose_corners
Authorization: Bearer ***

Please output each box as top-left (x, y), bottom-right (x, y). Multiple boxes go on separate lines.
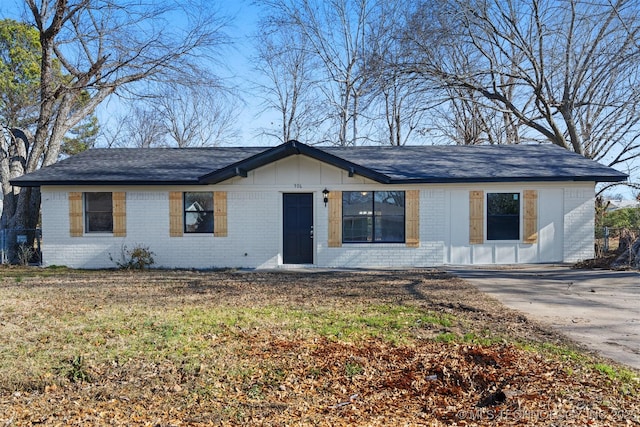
top-left (216, 0), bottom-right (281, 144)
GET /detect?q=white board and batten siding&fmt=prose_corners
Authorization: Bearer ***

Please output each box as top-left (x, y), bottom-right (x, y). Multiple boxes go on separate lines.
top-left (39, 155), bottom-right (595, 269)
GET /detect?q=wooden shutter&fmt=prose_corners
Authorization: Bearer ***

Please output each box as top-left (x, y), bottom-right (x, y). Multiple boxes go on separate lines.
top-left (214, 191), bottom-right (228, 237)
top-left (405, 190), bottom-right (420, 247)
top-left (327, 191), bottom-right (342, 247)
top-left (169, 191), bottom-right (183, 237)
top-left (112, 192), bottom-right (126, 237)
top-left (69, 192), bottom-right (83, 237)
top-left (523, 190), bottom-right (538, 244)
top-left (469, 190), bottom-right (484, 245)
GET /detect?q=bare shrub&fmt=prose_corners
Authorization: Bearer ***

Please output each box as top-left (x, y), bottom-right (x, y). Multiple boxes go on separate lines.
top-left (109, 243), bottom-right (155, 270)
top-left (16, 243), bottom-right (35, 266)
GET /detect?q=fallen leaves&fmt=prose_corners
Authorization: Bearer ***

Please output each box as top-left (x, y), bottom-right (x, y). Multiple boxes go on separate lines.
top-left (2, 335), bottom-right (638, 426)
top-left (0, 269), bottom-right (638, 426)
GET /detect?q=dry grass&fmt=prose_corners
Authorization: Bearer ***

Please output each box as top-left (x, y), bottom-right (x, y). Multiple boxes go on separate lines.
top-left (0, 267), bottom-right (638, 426)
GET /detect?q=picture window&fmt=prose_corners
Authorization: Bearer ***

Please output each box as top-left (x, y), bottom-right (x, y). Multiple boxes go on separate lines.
top-left (342, 191), bottom-right (405, 243)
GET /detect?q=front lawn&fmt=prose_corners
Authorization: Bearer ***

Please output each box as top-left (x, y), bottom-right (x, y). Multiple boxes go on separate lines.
top-left (0, 268), bottom-right (637, 425)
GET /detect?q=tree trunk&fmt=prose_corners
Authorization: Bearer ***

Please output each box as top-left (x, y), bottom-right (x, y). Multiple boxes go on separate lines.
top-left (612, 230), bottom-right (640, 269)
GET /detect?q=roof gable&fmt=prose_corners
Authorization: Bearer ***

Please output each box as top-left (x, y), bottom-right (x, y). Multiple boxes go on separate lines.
top-left (199, 140), bottom-right (390, 184)
top-left (10, 140), bottom-right (628, 187)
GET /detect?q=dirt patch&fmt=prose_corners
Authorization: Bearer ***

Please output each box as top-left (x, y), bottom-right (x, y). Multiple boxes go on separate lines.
top-left (0, 268), bottom-right (638, 426)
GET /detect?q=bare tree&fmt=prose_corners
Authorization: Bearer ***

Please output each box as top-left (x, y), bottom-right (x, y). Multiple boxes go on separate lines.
top-left (366, 55), bottom-right (433, 146)
top-left (1, 0), bottom-right (231, 235)
top-left (256, 0), bottom-right (444, 146)
top-left (430, 85), bottom-right (525, 146)
top-left (156, 84), bottom-right (240, 147)
top-left (108, 84), bottom-right (240, 148)
top-left (259, 0), bottom-right (378, 146)
top-left (363, 0), bottom-right (436, 146)
top-left (436, 90), bottom-right (494, 146)
top-left (120, 106), bottom-right (168, 148)
top-left (403, 0), bottom-right (640, 175)
top-left (252, 19), bottom-right (321, 144)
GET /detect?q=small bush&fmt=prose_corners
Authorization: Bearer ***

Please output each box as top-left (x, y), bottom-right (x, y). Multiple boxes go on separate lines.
top-left (110, 243), bottom-right (155, 270)
top-left (16, 243), bottom-right (36, 266)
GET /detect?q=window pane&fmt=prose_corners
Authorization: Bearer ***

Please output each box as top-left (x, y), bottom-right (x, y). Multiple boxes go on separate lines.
top-left (343, 192), bottom-right (373, 242)
top-left (185, 212), bottom-right (213, 233)
top-left (374, 191), bottom-right (405, 242)
top-left (85, 192), bottom-right (112, 233)
top-left (487, 193), bottom-right (519, 240)
top-left (487, 216), bottom-right (519, 240)
top-left (184, 192), bottom-right (213, 211)
top-left (374, 191), bottom-right (405, 214)
top-left (86, 192), bottom-right (112, 211)
top-left (487, 193), bottom-right (519, 215)
top-left (342, 191), bottom-right (373, 215)
top-left (374, 215), bottom-right (405, 242)
top-left (343, 217), bottom-right (372, 242)
top-left (86, 212), bottom-right (113, 232)
top-left (184, 192), bottom-right (214, 233)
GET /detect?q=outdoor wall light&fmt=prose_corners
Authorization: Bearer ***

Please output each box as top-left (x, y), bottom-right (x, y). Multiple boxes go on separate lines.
top-left (322, 188), bottom-right (330, 207)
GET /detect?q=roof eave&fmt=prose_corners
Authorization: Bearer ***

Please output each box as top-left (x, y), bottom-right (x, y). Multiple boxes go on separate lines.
top-left (10, 179), bottom-right (204, 187)
top-left (12, 176), bottom-right (626, 188)
top-left (387, 175), bottom-right (628, 184)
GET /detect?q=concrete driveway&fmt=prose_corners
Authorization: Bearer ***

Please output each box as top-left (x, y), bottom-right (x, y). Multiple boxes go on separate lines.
top-left (446, 265), bottom-right (640, 371)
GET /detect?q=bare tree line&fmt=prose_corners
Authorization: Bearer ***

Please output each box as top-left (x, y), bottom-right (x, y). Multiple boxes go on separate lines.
top-left (101, 84), bottom-right (241, 149)
top-left (252, 0), bottom-right (640, 180)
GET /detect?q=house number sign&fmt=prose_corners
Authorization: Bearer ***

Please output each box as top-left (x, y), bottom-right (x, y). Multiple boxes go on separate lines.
top-left (293, 184), bottom-right (302, 188)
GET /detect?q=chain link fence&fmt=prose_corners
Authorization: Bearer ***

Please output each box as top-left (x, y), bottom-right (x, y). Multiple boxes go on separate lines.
top-left (0, 229), bottom-right (42, 265)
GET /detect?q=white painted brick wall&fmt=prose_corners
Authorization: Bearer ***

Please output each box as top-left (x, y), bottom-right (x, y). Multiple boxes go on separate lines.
top-left (39, 180), bottom-right (597, 268)
top-left (41, 189), bottom-right (283, 269)
top-left (423, 189), bottom-right (446, 265)
top-left (563, 187), bottom-right (595, 262)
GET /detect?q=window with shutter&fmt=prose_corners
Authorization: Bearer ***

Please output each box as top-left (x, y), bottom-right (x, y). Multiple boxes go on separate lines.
top-left (69, 192), bottom-right (125, 236)
top-left (113, 192), bottom-right (126, 237)
top-left (469, 191), bottom-right (484, 244)
top-left (69, 192), bottom-right (83, 237)
top-left (328, 191), bottom-right (342, 247)
top-left (169, 191), bottom-right (227, 237)
top-left (169, 191), bottom-right (183, 237)
top-left (523, 190), bottom-right (538, 244)
top-left (214, 192), bottom-right (227, 237)
top-left (405, 190), bottom-right (419, 247)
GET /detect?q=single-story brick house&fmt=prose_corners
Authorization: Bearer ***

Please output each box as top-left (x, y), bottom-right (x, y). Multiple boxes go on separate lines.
top-left (11, 140), bottom-right (627, 269)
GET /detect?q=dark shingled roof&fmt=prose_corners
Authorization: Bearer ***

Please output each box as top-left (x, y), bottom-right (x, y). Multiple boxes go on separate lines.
top-left (11, 140), bottom-right (627, 187)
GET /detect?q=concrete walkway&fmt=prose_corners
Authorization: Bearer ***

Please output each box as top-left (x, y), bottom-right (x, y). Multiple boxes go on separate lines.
top-left (446, 265), bottom-right (640, 371)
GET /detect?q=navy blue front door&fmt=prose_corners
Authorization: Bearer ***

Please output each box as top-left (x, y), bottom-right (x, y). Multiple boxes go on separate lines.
top-left (283, 193), bottom-right (313, 264)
